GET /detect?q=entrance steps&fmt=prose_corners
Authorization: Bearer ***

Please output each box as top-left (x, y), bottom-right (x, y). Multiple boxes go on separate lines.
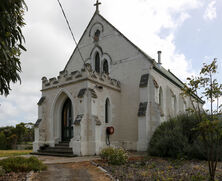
top-left (33, 141), bottom-right (76, 157)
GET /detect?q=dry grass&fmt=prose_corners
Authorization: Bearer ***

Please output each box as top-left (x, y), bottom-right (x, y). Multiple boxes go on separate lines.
top-left (98, 156), bottom-right (222, 181)
top-left (0, 150), bottom-right (32, 157)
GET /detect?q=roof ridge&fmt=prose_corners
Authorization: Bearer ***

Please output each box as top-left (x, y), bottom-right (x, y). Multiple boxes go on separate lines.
top-left (63, 12), bottom-right (98, 70)
top-left (97, 13), bottom-right (154, 64)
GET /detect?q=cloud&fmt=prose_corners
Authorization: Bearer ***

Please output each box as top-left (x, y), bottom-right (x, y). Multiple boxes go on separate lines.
top-left (0, 81), bottom-right (40, 127)
top-left (0, 102), bottom-right (19, 120)
top-left (103, 0), bottom-right (202, 80)
top-left (203, 1), bottom-right (217, 21)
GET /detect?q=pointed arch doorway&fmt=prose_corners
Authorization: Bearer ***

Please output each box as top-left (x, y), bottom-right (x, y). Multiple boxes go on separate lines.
top-left (61, 98), bottom-right (73, 141)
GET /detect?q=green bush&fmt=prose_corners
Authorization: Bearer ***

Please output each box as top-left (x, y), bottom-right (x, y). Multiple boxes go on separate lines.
top-left (148, 113), bottom-right (222, 160)
top-left (100, 147), bottom-right (128, 165)
top-left (0, 156), bottom-right (47, 173)
top-left (0, 132), bottom-right (7, 150)
top-left (148, 117), bottom-right (189, 158)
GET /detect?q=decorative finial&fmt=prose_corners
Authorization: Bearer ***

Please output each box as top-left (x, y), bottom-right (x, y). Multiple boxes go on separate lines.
top-left (94, 0), bottom-right (101, 13)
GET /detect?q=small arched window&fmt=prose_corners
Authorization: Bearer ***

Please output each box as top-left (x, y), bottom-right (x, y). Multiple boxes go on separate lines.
top-left (103, 59), bottom-right (109, 74)
top-left (179, 95), bottom-right (186, 113)
top-left (105, 98), bottom-right (111, 123)
top-left (94, 30), bottom-right (100, 42)
top-left (184, 100), bottom-right (187, 112)
top-left (159, 87), bottom-right (164, 116)
top-left (173, 96), bottom-right (177, 116)
top-left (95, 52), bottom-right (100, 73)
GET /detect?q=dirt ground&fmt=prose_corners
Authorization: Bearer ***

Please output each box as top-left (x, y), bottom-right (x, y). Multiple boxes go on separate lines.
top-left (31, 161), bottom-right (111, 181)
top-left (0, 172), bottom-right (27, 181)
top-left (97, 156), bottom-right (222, 181)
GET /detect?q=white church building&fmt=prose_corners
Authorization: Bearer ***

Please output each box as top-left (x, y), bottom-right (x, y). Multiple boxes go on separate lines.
top-left (33, 3), bottom-right (203, 156)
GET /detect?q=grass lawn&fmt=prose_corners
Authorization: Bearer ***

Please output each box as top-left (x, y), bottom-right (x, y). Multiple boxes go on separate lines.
top-left (0, 150), bottom-right (32, 157)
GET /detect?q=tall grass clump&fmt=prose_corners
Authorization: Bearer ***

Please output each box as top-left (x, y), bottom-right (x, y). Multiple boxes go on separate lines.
top-left (100, 147), bottom-right (128, 165)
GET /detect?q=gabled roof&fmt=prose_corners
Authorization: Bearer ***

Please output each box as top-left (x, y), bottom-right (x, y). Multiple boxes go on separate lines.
top-left (94, 13), bottom-right (186, 90)
top-left (63, 11), bottom-right (203, 103)
top-left (96, 13), bottom-right (154, 64)
top-left (64, 12), bottom-right (98, 70)
top-left (64, 11), bottom-right (155, 71)
top-left (153, 66), bottom-right (184, 88)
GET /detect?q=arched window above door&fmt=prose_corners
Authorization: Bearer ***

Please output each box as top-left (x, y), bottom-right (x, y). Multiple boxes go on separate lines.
top-left (90, 47), bottom-right (112, 74)
top-left (103, 59), bottom-right (109, 74)
top-left (95, 52), bottom-right (100, 73)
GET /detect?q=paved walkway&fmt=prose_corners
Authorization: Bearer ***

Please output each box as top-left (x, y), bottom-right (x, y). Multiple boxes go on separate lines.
top-left (1, 152), bottom-right (146, 180)
top-left (35, 155), bottom-right (100, 164)
top-left (0, 155), bottom-right (100, 164)
top-left (28, 156), bottom-right (111, 181)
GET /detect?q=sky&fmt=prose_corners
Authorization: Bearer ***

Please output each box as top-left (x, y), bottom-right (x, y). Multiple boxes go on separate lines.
top-left (0, 0), bottom-right (221, 127)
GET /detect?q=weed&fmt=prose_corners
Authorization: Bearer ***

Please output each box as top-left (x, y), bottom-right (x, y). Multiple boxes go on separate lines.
top-left (100, 147), bottom-right (128, 165)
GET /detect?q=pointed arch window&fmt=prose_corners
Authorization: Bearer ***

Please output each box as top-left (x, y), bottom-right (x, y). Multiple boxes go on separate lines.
top-left (184, 100), bottom-right (187, 112)
top-left (103, 59), bottom-right (109, 74)
top-left (95, 52), bottom-right (100, 73)
top-left (173, 96), bottom-right (177, 116)
top-left (159, 87), bottom-right (164, 116)
top-left (105, 98), bottom-right (111, 123)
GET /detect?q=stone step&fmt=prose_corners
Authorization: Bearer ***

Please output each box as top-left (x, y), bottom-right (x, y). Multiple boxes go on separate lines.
top-left (39, 148), bottom-right (73, 154)
top-left (48, 146), bottom-right (71, 150)
top-left (54, 145), bottom-right (71, 149)
top-left (31, 152), bottom-right (76, 157)
top-left (55, 144), bottom-right (69, 148)
top-left (44, 147), bottom-right (72, 152)
top-left (36, 141), bottom-right (73, 157)
top-left (56, 142), bottom-right (69, 146)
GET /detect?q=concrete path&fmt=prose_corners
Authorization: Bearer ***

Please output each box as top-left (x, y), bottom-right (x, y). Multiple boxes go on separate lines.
top-left (28, 156), bottom-right (111, 181)
top-left (31, 163), bottom-right (90, 181)
top-left (35, 155), bottom-right (100, 164)
top-left (30, 162), bottom-right (111, 181)
top-left (0, 154), bottom-right (100, 164)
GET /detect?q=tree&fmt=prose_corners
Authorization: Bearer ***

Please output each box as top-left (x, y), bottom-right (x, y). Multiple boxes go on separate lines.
top-left (0, 122), bottom-right (34, 149)
top-left (0, 0), bottom-right (27, 96)
top-left (183, 59), bottom-right (222, 181)
top-left (0, 132), bottom-right (7, 149)
top-left (15, 122), bottom-right (26, 143)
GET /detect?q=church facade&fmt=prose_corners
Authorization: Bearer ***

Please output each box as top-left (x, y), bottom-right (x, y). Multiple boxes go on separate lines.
top-left (33, 8), bottom-right (202, 156)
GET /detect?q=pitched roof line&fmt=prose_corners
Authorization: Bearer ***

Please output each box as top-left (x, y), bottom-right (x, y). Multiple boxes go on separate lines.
top-left (63, 13), bottom-right (198, 96)
top-left (63, 12), bottom-right (98, 70)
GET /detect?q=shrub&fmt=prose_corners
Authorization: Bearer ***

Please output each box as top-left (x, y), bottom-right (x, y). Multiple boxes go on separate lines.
top-left (0, 156), bottom-right (47, 173)
top-left (0, 132), bottom-right (7, 150)
top-left (148, 113), bottom-right (222, 160)
top-left (100, 147), bottom-right (128, 165)
top-left (148, 115), bottom-right (190, 158)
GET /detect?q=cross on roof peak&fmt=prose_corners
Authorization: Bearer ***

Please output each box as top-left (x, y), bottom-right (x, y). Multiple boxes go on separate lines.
top-left (94, 0), bottom-right (101, 13)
